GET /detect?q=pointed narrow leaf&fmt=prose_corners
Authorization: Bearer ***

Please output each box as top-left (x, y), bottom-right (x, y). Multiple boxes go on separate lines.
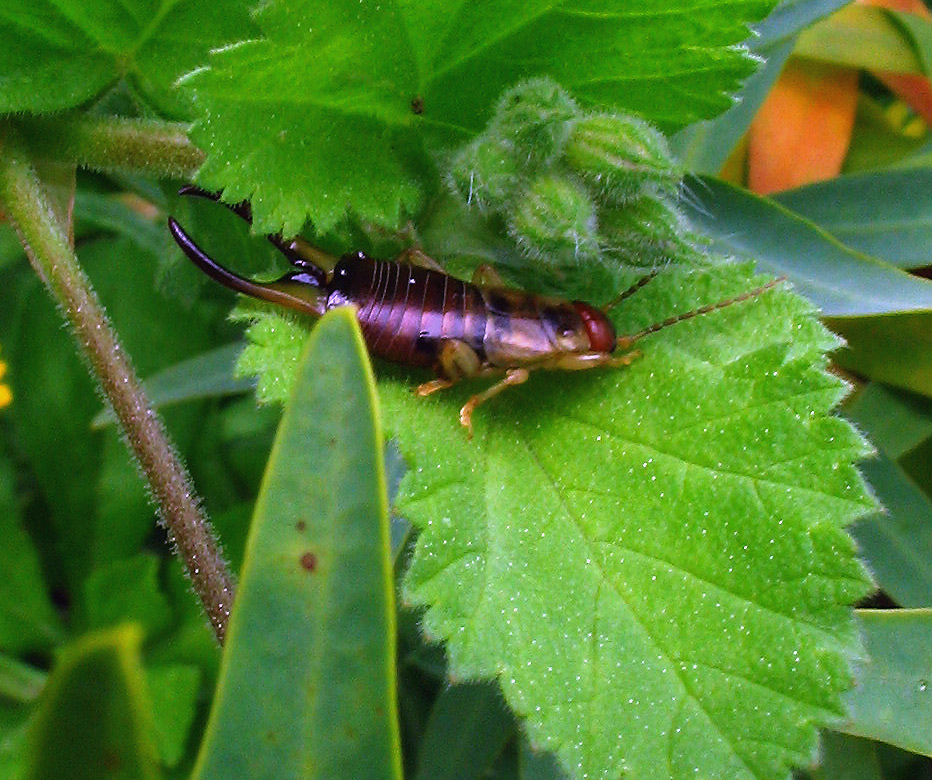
top-left (0, 453), bottom-right (62, 652)
top-left (794, 4), bottom-right (923, 72)
top-left (683, 175), bottom-right (932, 316)
top-left (841, 610), bottom-right (932, 756)
top-left (24, 625), bottom-right (161, 780)
top-left (92, 343), bottom-right (251, 429)
top-left (672, 0), bottom-right (851, 173)
top-left (193, 308), bottom-right (401, 780)
top-left (414, 682), bottom-right (514, 780)
top-left (849, 455), bottom-right (932, 607)
top-left (773, 169), bottom-right (932, 270)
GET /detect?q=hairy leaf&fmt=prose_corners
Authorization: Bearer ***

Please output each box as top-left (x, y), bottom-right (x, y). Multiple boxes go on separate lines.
top-left (183, 0), bottom-right (775, 234)
top-left (0, 0), bottom-right (256, 116)
top-left (232, 262), bottom-right (875, 779)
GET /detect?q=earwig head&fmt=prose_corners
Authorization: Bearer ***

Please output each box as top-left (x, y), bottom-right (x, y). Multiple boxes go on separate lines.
top-left (573, 301), bottom-right (617, 352)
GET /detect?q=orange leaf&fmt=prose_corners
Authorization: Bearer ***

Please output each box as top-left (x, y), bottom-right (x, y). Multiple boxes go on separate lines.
top-left (747, 58), bottom-right (858, 194)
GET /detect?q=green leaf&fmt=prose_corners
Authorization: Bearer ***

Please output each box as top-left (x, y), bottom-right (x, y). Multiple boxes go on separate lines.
top-left (521, 733), bottom-right (571, 780)
top-left (826, 312), bottom-right (932, 398)
top-left (683, 176), bottom-right (932, 316)
top-left (794, 4), bottom-right (924, 73)
top-left (891, 9), bottom-right (932, 75)
top-left (23, 625), bottom-right (161, 780)
top-left (81, 555), bottom-right (173, 638)
top-left (414, 682), bottom-right (514, 780)
top-left (773, 170), bottom-right (932, 270)
top-left (0, 0), bottom-right (257, 116)
top-left (843, 386), bottom-right (932, 607)
top-left (3, 272), bottom-right (103, 588)
top-left (849, 455), bottom-right (932, 608)
top-left (0, 653), bottom-right (47, 703)
top-left (844, 383), bottom-right (932, 460)
top-left (145, 664), bottom-right (201, 769)
top-left (0, 448), bottom-right (63, 653)
top-left (378, 263), bottom-right (874, 780)
top-left (92, 343), bottom-right (252, 428)
top-left (192, 308), bottom-right (401, 780)
top-left (840, 609), bottom-right (932, 757)
top-left (231, 306), bottom-right (311, 405)
top-left (186, 0), bottom-right (775, 235)
top-left (811, 732), bottom-right (883, 780)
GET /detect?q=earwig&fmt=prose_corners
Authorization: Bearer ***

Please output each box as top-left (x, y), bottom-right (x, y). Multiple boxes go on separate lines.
top-left (169, 187), bottom-right (781, 436)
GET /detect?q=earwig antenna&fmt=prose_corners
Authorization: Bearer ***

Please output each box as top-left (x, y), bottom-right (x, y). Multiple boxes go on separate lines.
top-left (616, 276), bottom-right (785, 349)
top-left (602, 270), bottom-right (660, 312)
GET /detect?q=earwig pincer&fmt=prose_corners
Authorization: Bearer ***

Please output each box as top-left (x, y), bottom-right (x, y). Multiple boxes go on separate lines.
top-left (168, 187), bottom-right (780, 436)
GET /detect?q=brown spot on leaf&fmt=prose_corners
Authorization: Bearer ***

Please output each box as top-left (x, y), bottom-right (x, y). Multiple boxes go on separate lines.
top-left (300, 551), bottom-right (318, 572)
top-left (296, 520), bottom-right (306, 532)
top-left (411, 96), bottom-right (424, 114)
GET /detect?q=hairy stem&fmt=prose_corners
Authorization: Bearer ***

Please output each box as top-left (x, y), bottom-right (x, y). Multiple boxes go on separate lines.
top-left (0, 124), bottom-right (233, 643)
top-left (17, 115), bottom-right (205, 179)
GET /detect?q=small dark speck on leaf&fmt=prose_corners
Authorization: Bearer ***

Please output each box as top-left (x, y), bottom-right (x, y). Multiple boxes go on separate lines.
top-left (296, 520), bottom-right (306, 532)
top-left (411, 96), bottom-right (424, 114)
top-left (300, 551), bottom-right (318, 572)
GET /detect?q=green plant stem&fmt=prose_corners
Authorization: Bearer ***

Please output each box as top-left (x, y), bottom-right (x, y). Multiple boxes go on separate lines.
top-left (18, 115), bottom-right (205, 180)
top-left (0, 124), bottom-right (233, 644)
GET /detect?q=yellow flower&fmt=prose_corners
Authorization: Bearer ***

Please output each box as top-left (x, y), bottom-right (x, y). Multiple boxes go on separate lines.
top-left (0, 358), bottom-right (11, 408)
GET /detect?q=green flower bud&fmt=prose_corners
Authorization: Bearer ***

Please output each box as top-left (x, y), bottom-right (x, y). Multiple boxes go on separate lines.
top-left (447, 136), bottom-right (520, 213)
top-left (565, 113), bottom-right (682, 204)
top-left (599, 197), bottom-right (705, 268)
top-left (507, 172), bottom-right (601, 269)
top-left (490, 78), bottom-right (580, 166)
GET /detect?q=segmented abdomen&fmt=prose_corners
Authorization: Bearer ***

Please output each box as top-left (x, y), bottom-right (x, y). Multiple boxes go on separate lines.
top-left (327, 255), bottom-right (488, 367)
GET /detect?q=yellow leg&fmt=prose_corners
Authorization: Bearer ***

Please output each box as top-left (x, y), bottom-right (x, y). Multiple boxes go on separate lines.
top-left (416, 377), bottom-right (455, 397)
top-left (416, 340), bottom-right (484, 397)
top-left (459, 368), bottom-right (529, 439)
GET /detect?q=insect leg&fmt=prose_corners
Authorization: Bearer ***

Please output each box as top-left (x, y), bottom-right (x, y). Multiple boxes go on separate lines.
top-left (537, 350), bottom-right (643, 371)
top-left (459, 368), bottom-right (529, 438)
top-left (415, 340), bottom-right (487, 396)
top-left (416, 377), bottom-right (455, 397)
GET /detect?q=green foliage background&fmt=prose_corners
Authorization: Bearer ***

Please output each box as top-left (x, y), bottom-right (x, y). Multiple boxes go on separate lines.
top-left (0, 1), bottom-right (930, 779)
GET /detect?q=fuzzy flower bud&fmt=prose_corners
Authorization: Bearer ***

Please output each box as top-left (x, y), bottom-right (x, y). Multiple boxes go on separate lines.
top-left (507, 172), bottom-right (601, 268)
top-left (565, 114), bottom-right (682, 204)
top-left (490, 78), bottom-right (581, 166)
top-left (599, 197), bottom-right (705, 268)
top-left (447, 137), bottom-right (520, 213)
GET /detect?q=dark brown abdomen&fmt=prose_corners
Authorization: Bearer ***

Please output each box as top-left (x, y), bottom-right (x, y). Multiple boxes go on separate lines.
top-left (327, 255), bottom-right (488, 367)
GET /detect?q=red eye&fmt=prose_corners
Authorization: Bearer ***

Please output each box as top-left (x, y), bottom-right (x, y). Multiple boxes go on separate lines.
top-left (573, 302), bottom-right (616, 353)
